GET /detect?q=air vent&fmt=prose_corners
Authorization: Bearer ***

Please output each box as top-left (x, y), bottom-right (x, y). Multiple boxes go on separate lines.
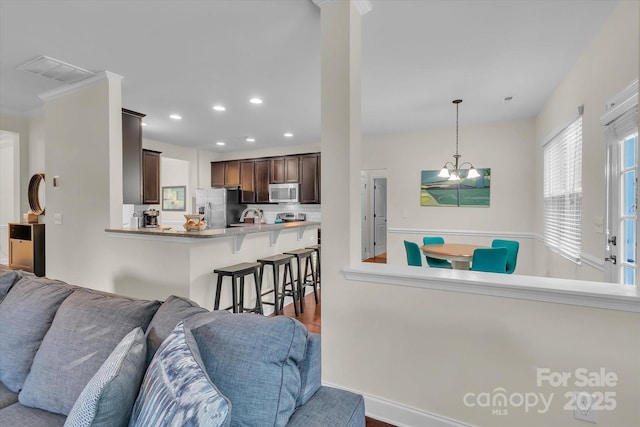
top-left (17, 56), bottom-right (94, 84)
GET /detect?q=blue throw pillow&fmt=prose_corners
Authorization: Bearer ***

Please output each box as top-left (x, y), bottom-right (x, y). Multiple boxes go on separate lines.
top-left (186, 313), bottom-right (307, 427)
top-left (129, 321), bottom-right (231, 427)
top-left (64, 327), bottom-right (146, 427)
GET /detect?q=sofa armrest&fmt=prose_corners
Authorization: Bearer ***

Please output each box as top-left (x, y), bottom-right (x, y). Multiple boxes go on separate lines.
top-left (286, 386), bottom-right (365, 427)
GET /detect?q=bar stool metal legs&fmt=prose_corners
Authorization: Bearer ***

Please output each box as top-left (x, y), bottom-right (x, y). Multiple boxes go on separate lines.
top-left (213, 262), bottom-right (263, 314)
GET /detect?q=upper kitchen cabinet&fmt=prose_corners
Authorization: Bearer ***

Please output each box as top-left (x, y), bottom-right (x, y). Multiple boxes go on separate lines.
top-left (299, 154), bottom-right (320, 204)
top-left (254, 159), bottom-right (270, 203)
top-left (211, 160), bottom-right (241, 187)
top-left (122, 109), bottom-right (145, 204)
top-left (270, 156), bottom-right (299, 184)
top-left (225, 160), bottom-right (241, 187)
top-left (211, 162), bottom-right (225, 187)
top-left (210, 153), bottom-right (320, 203)
top-left (142, 149), bottom-right (161, 204)
top-left (240, 160), bottom-right (255, 203)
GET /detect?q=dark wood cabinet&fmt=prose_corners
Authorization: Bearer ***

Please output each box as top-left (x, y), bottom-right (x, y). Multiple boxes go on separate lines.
top-left (225, 160), bottom-right (240, 187)
top-left (270, 156), bottom-right (299, 184)
top-left (255, 159), bottom-right (270, 203)
top-left (240, 160), bottom-right (255, 203)
top-left (211, 162), bottom-right (225, 187)
top-left (285, 156), bottom-right (299, 183)
top-left (270, 158), bottom-right (285, 183)
top-left (211, 152), bottom-right (320, 204)
top-left (9, 223), bottom-right (45, 277)
top-left (142, 150), bottom-right (161, 204)
top-left (122, 109), bottom-right (145, 204)
top-left (299, 154), bottom-right (320, 203)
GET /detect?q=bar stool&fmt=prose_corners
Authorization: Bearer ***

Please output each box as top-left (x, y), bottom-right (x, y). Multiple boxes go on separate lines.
top-left (257, 254), bottom-right (297, 316)
top-left (305, 244), bottom-right (321, 286)
top-left (213, 262), bottom-right (263, 314)
top-left (283, 248), bottom-right (318, 313)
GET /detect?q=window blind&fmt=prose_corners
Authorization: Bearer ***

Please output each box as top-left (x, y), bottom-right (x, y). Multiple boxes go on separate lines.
top-left (543, 116), bottom-right (583, 262)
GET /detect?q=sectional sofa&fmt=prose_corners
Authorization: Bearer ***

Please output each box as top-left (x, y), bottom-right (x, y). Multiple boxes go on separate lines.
top-left (0, 267), bottom-right (365, 427)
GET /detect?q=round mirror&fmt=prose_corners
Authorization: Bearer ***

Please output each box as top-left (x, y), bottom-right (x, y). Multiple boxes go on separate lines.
top-left (28, 173), bottom-right (45, 215)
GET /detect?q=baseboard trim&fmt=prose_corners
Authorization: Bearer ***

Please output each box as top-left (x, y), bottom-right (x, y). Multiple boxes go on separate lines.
top-left (323, 383), bottom-right (474, 427)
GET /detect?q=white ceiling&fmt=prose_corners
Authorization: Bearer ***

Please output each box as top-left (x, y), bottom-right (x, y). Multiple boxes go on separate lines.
top-left (0, 0), bottom-right (618, 152)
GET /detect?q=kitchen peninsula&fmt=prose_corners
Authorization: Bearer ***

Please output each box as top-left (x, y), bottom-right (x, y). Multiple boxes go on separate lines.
top-left (105, 221), bottom-right (319, 313)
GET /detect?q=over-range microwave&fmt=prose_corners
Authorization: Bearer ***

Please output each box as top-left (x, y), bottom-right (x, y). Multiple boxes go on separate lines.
top-left (269, 183), bottom-right (299, 203)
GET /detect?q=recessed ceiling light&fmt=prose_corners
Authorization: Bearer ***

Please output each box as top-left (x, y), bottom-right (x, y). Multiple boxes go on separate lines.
top-left (169, 114), bottom-right (182, 120)
top-left (284, 132), bottom-right (293, 138)
top-left (249, 98), bottom-right (263, 105)
top-left (216, 141), bottom-right (225, 146)
top-left (213, 105), bottom-right (226, 112)
top-left (246, 137), bottom-right (256, 143)
top-left (141, 122), bottom-right (147, 127)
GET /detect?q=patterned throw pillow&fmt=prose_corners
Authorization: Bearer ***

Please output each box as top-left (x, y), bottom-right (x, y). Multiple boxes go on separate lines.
top-left (129, 322), bottom-right (230, 427)
top-left (64, 327), bottom-right (146, 427)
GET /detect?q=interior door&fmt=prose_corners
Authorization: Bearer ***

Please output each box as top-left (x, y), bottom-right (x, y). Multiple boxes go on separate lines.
top-left (605, 132), bottom-right (638, 284)
top-left (373, 178), bottom-right (387, 256)
top-left (361, 173), bottom-right (368, 260)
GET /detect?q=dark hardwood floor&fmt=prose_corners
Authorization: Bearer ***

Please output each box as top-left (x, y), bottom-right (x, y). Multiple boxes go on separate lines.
top-left (363, 253), bottom-right (387, 263)
top-left (279, 290), bottom-right (396, 427)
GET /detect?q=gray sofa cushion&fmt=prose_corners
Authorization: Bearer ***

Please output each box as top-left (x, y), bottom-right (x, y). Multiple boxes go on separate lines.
top-left (0, 403), bottom-right (66, 427)
top-left (0, 381), bottom-right (18, 409)
top-left (19, 289), bottom-right (160, 416)
top-left (0, 270), bottom-right (21, 304)
top-left (0, 277), bottom-right (74, 392)
top-left (146, 295), bottom-right (208, 364)
top-left (130, 322), bottom-right (231, 427)
top-left (65, 327), bottom-right (146, 427)
top-left (187, 313), bottom-right (307, 427)
top-left (286, 386), bottom-right (365, 427)
top-left (297, 333), bottom-right (321, 407)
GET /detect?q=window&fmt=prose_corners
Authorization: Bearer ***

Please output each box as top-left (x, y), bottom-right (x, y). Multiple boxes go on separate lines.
top-left (543, 116), bottom-right (583, 262)
top-left (602, 80), bottom-right (638, 285)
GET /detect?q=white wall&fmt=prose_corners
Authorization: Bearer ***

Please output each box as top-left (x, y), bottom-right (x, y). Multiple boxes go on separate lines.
top-left (321, 2), bottom-right (640, 426)
top-left (363, 118), bottom-right (537, 275)
top-left (0, 112), bottom-right (30, 215)
top-left (534, 0), bottom-right (639, 281)
top-left (212, 142), bottom-right (320, 161)
top-left (43, 72), bottom-right (124, 285)
top-left (158, 157), bottom-right (190, 225)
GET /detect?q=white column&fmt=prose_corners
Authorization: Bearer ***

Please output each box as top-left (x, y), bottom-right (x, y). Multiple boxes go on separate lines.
top-left (40, 71), bottom-right (123, 282)
top-left (317, 0), bottom-right (368, 384)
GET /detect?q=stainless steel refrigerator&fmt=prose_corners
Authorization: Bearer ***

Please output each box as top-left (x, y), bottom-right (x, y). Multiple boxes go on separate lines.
top-left (195, 187), bottom-right (246, 229)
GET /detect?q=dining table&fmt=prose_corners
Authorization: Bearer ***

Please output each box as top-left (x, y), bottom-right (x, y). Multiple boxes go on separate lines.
top-left (420, 243), bottom-right (484, 270)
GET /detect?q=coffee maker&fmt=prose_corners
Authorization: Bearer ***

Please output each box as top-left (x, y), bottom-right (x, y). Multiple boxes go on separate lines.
top-left (143, 209), bottom-right (159, 228)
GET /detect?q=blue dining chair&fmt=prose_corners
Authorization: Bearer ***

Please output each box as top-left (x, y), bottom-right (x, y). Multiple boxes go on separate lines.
top-left (491, 239), bottom-right (520, 274)
top-left (470, 247), bottom-right (508, 273)
top-left (404, 241), bottom-right (423, 267)
top-left (422, 236), bottom-right (452, 269)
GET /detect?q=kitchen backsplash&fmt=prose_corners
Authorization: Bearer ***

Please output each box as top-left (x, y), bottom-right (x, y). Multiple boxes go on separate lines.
top-left (246, 204), bottom-right (321, 224)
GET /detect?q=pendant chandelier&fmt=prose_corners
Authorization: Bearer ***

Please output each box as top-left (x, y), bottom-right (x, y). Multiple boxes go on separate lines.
top-left (438, 99), bottom-right (479, 181)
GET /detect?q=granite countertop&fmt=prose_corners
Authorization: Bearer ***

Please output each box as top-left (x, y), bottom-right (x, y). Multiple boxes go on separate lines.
top-left (105, 221), bottom-right (319, 239)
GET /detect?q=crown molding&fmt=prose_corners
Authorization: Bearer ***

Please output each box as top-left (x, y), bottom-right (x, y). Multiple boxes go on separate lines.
top-left (311, 0), bottom-right (372, 15)
top-left (38, 70), bottom-right (123, 102)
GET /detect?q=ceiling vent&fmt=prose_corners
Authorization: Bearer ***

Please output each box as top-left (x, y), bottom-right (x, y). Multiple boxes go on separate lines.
top-left (17, 56), bottom-right (94, 84)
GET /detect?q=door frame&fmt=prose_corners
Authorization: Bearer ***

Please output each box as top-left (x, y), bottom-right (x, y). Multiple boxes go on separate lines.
top-left (361, 169), bottom-right (387, 260)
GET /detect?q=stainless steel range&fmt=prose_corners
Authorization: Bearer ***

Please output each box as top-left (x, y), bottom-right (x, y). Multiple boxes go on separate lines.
top-left (276, 212), bottom-right (306, 222)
